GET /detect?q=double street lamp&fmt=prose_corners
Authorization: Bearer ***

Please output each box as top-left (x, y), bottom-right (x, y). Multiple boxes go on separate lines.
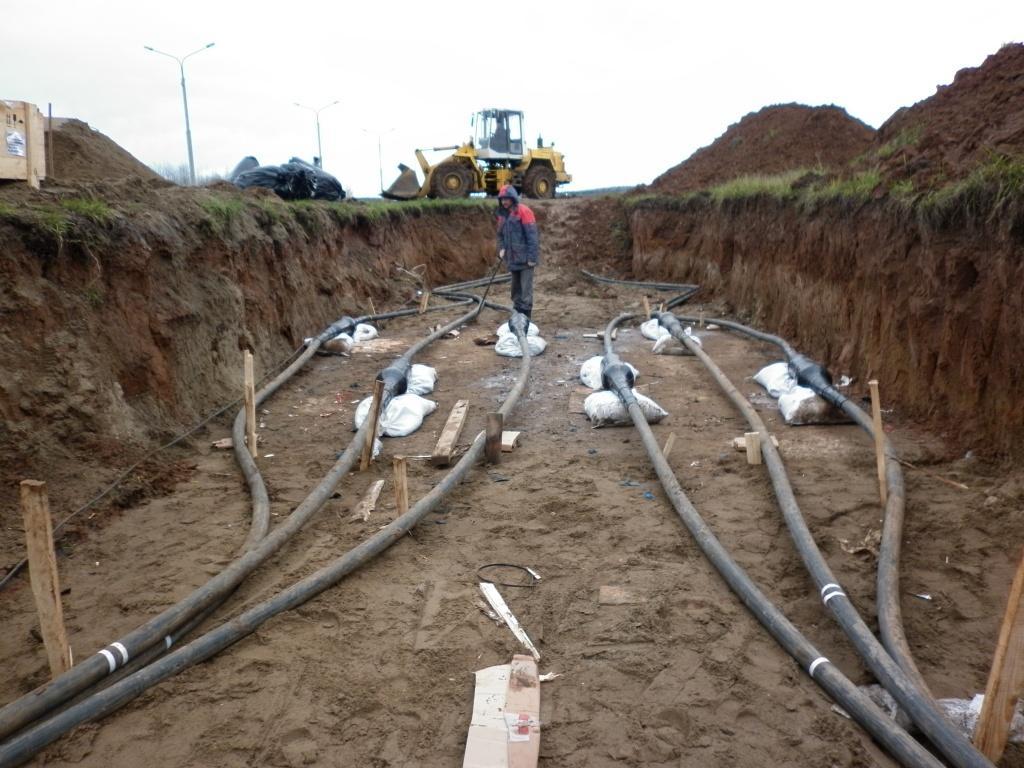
top-left (294, 101), bottom-right (340, 168)
top-left (144, 42), bottom-right (215, 185)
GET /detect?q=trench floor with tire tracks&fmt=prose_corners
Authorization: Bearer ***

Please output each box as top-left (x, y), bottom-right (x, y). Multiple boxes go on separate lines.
top-left (1, 201), bottom-right (1022, 767)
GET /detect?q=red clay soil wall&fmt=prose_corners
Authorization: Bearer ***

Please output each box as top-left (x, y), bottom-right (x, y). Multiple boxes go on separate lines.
top-left (629, 196), bottom-right (1024, 456)
top-left (0, 188), bottom-right (495, 499)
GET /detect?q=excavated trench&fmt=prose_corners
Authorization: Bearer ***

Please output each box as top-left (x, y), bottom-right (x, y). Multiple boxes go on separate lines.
top-left (1, 192), bottom-right (1023, 767)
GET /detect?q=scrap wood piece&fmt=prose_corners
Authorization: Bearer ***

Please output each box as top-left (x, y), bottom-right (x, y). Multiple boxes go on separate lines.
top-left (732, 435), bottom-right (779, 451)
top-left (211, 437), bottom-right (234, 449)
top-left (501, 431), bottom-right (521, 452)
top-left (474, 334), bottom-right (499, 346)
top-left (432, 400), bottom-right (470, 467)
top-left (975, 547), bottom-right (1024, 761)
top-left (350, 479), bottom-right (385, 521)
top-left (479, 582), bottom-right (540, 661)
top-left (462, 656), bottom-right (541, 768)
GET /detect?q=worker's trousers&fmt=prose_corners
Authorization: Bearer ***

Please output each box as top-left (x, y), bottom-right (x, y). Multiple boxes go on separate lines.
top-left (510, 267), bottom-right (534, 320)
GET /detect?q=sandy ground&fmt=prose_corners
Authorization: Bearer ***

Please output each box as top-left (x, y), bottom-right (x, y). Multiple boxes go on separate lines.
top-left (2, 206), bottom-right (1023, 767)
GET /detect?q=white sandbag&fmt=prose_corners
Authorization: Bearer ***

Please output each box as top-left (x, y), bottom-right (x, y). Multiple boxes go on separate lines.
top-left (754, 362), bottom-right (796, 398)
top-left (353, 323), bottom-right (378, 343)
top-left (640, 318), bottom-right (671, 341)
top-left (652, 326), bottom-right (702, 355)
top-left (353, 393), bottom-right (438, 436)
top-left (778, 386), bottom-right (850, 426)
top-left (579, 355), bottom-right (638, 390)
top-left (497, 321), bottom-right (539, 337)
top-left (322, 332), bottom-right (353, 354)
top-left (495, 333), bottom-right (547, 358)
top-left (584, 389), bottom-right (668, 427)
top-left (380, 393), bottom-right (437, 437)
top-left (407, 364), bottom-right (437, 395)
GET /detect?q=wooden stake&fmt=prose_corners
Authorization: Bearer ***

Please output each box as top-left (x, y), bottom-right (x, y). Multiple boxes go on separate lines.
top-left (869, 380), bottom-right (888, 506)
top-left (393, 456), bottom-right (409, 515)
top-left (662, 432), bottom-right (676, 460)
top-left (745, 431), bottom-right (762, 465)
top-left (485, 413), bottom-right (504, 465)
top-left (360, 379), bottom-right (386, 471)
top-left (20, 481), bottom-right (72, 678)
top-left (642, 296), bottom-right (651, 319)
top-left (419, 290), bottom-right (431, 314)
top-left (699, 309), bottom-right (705, 328)
top-left (431, 399), bottom-right (469, 467)
top-left (975, 547), bottom-right (1024, 762)
top-left (243, 350), bottom-right (257, 458)
top-left (351, 479), bottom-right (385, 521)
top-left (368, 297), bottom-right (377, 317)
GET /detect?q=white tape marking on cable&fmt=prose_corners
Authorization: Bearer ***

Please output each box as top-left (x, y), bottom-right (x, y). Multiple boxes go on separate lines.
top-left (820, 583), bottom-right (840, 596)
top-left (99, 649), bottom-right (117, 674)
top-left (808, 656), bottom-right (830, 678)
top-left (164, 636), bottom-right (173, 649)
top-left (823, 589), bottom-right (846, 605)
top-left (112, 642), bottom-right (129, 665)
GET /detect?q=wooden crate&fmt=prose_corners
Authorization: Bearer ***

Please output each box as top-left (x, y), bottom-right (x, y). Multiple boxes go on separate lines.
top-left (1, 100), bottom-right (46, 188)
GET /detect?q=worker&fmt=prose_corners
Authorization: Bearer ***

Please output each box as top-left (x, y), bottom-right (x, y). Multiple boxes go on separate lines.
top-left (496, 185), bottom-right (539, 322)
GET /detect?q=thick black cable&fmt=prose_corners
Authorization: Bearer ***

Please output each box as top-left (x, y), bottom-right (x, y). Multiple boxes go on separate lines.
top-left (0, 314), bottom-right (533, 767)
top-left (599, 312), bottom-right (943, 768)
top-left (658, 311), bottom-right (988, 768)
top-left (672, 313), bottom-right (929, 701)
top-left (0, 295), bottom-right (483, 741)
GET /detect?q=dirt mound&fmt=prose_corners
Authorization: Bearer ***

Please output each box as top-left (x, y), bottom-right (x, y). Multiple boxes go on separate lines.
top-left (47, 119), bottom-right (162, 183)
top-left (872, 43), bottom-right (1024, 187)
top-left (648, 104), bottom-right (875, 195)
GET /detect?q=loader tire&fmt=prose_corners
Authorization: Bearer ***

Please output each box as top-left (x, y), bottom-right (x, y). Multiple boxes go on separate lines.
top-left (523, 166), bottom-right (556, 199)
top-left (430, 162), bottom-right (472, 199)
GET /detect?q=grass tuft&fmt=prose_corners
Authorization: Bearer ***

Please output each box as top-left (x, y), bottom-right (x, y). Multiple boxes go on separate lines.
top-left (61, 198), bottom-right (115, 225)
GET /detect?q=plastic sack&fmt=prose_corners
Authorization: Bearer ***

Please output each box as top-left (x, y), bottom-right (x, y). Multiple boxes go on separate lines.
top-left (322, 332), bottom-right (353, 354)
top-left (495, 334), bottom-right (547, 358)
top-left (353, 393), bottom-right (438, 437)
top-left (754, 362), bottom-right (797, 398)
top-left (407, 364), bottom-right (437, 395)
top-left (497, 320), bottom-right (540, 337)
top-left (579, 355), bottom-right (638, 391)
top-left (584, 389), bottom-right (668, 427)
top-left (228, 156), bottom-right (259, 182)
top-left (640, 318), bottom-right (671, 341)
top-left (778, 386), bottom-right (850, 426)
top-left (234, 163), bottom-right (315, 201)
top-left (288, 157), bottom-right (346, 201)
top-left (858, 686), bottom-right (1024, 743)
top-left (652, 326), bottom-right (702, 355)
top-left (353, 323), bottom-right (378, 343)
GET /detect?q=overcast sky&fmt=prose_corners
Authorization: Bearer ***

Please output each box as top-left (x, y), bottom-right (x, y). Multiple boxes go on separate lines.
top-left (4, 1), bottom-right (1022, 195)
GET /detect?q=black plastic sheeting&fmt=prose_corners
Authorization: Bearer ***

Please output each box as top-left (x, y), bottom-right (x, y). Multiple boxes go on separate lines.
top-left (231, 157), bottom-right (345, 201)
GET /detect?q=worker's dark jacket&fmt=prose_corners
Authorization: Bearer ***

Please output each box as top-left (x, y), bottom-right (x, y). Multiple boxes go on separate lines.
top-left (496, 188), bottom-right (540, 272)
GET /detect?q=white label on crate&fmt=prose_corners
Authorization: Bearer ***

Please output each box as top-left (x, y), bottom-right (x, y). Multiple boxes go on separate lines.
top-left (6, 130), bottom-right (25, 157)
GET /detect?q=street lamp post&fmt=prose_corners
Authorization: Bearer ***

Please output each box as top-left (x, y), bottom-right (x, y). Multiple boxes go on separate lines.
top-left (294, 101), bottom-right (340, 168)
top-left (144, 42), bottom-right (215, 186)
top-left (361, 127), bottom-right (395, 193)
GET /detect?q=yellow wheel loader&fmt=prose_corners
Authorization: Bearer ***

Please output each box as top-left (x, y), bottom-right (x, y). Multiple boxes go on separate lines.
top-left (382, 108), bottom-right (571, 200)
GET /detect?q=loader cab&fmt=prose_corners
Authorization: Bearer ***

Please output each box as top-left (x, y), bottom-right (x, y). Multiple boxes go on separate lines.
top-left (472, 108), bottom-right (524, 162)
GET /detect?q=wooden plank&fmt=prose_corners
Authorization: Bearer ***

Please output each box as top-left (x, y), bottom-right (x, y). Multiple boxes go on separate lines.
top-left (642, 296), bottom-right (651, 319)
top-left (506, 655), bottom-right (541, 768)
top-left (501, 431), bottom-right (521, 452)
top-left (431, 399), bottom-right (470, 467)
top-left (975, 547), bottom-right (1024, 761)
top-left (486, 413), bottom-right (504, 465)
top-left (360, 379), bottom-right (386, 471)
top-left (745, 431), bottom-right (762, 465)
top-left (20, 480), bottom-right (72, 678)
top-left (243, 350), bottom-right (257, 458)
top-left (393, 456), bottom-right (409, 515)
top-left (419, 289), bottom-right (431, 313)
top-left (732, 435), bottom-right (779, 451)
top-left (662, 432), bottom-right (676, 460)
top-left (869, 380), bottom-right (888, 506)
top-left (598, 585), bottom-right (645, 605)
top-left (351, 479), bottom-right (385, 521)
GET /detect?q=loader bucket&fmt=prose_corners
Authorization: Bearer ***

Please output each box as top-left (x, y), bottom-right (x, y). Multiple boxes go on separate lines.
top-left (381, 163), bottom-right (424, 200)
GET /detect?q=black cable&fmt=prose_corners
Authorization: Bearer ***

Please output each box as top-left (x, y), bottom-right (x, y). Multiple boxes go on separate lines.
top-left (598, 313), bottom-right (943, 768)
